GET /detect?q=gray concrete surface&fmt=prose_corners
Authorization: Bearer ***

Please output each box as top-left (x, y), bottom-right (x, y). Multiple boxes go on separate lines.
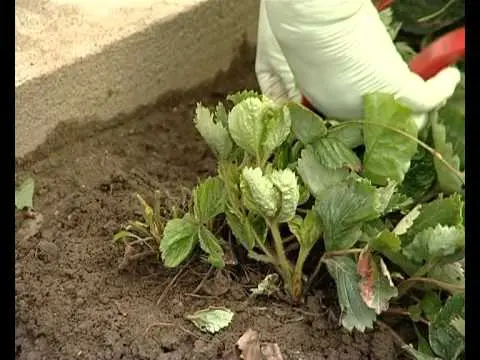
top-left (15, 0), bottom-right (260, 157)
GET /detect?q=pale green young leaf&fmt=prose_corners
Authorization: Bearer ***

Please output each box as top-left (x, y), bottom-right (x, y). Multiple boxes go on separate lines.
top-left (394, 204), bottom-right (422, 236)
top-left (297, 147), bottom-right (349, 198)
top-left (312, 137), bottom-right (362, 171)
top-left (160, 215), bottom-right (199, 268)
top-left (288, 209), bottom-right (323, 250)
top-left (375, 180), bottom-right (397, 214)
top-left (198, 225), bottom-right (225, 268)
top-left (269, 168), bottom-right (299, 222)
top-left (325, 256), bottom-right (377, 332)
top-left (362, 93), bottom-right (418, 185)
top-left (193, 176), bottom-right (225, 223)
top-left (451, 317), bottom-right (465, 337)
top-left (185, 307), bottom-right (234, 334)
top-left (228, 97), bottom-right (268, 157)
top-left (432, 114), bottom-right (463, 194)
top-left (357, 251), bottom-right (398, 314)
top-left (371, 230), bottom-right (401, 253)
top-left (403, 225), bottom-right (464, 264)
top-left (194, 104), bottom-right (233, 159)
top-left (429, 294), bottom-right (465, 360)
top-left (404, 194), bottom-right (464, 244)
top-left (315, 180), bottom-right (384, 251)
top-left (262, 104), bottom-right (292, 162)
top-left (287, 102), bottom-right (327, 144)
top-left (227, 90), bottom-right (260, 105)
top-left (240, 167), bottom-right (279, 218)
top-left (15, 177), bottom-right (35, 210)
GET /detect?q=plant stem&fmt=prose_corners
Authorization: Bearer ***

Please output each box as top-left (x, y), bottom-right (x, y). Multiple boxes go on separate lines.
top-left (304, 248), bottom-right (362, 295)
top-left (292, 247), bottom-right (309, 300)
top-left (417, 0), bottom-right (456, 23)
top-left (267, 220), bottom-right (294, 290)
top-left (397, 260), bottom-right (439, 296)
top-left (330, 120), bottom-right (465, 184)
top-left (384, 307), bottom-right (430, 326)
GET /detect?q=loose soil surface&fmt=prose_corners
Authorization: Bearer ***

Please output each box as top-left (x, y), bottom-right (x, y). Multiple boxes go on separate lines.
top-left (16, 46), bottom-right (402, 360)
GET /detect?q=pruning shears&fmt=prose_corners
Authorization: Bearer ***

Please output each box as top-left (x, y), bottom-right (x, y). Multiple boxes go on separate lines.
top-left (301, 0), bottom-right (465, 110)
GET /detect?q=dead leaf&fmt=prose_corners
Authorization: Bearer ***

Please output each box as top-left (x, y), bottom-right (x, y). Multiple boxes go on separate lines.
top-left (235, 329), bottom-right (284, 360)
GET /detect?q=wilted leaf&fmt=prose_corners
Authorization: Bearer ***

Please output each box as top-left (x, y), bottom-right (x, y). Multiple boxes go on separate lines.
top-left (451, 317), bottom-right (465, 337)
top-left (15, 177), bottom-right (35, 210)
top-left (362, 93), bottom-right (418, 185)
top-left (297, 147), bottom-right (349, 198)
top-left (186, 307), bottom-right (234, 334)
top-left (194, 104), bottom-right (233, 159)
top-left (159, 215), bottom-right (199, 267)
top-left (403, 225), bottom-right (464, 264)
top-left (429, 294), bottom-right (465, 359)
top-left (315, 180), bottom-right (385, 251)
top-left (432, 113), bottom-right (463, 194)
top-left (312, 137), bottom-right (361, 171)
top-left (198, 225), bottom-right (225, 268)
top-left (250, 274), bottom-right (281, 297)
top-left (193, 176), bottom-right (225, 223)
top-left (288, 209), bottom-right (323, 250)
top-left (325, 256), bottom-right (377, 331)
top-left (288, 102), bottom-right (327, 144)
top-left (357, 250), bottom-right (398, 314)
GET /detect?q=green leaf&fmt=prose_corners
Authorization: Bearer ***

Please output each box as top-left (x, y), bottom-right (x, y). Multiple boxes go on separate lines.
top-left (451, 317), bottom-right (465, 337)
top-left (287, 102), bottom-right (327, 144)
top-left (288, 209), bottom-right (323, 251)
top-left (401, 148), bottom-right (437, 200)
top-left (311, 137), bottom-right (362, 171)
top-left (198, 225), bottom-right (225, 268)
top-left (315, 180), bottom-right (385, 251)
top-left (429, 294), bottom-right (465, 360)
top-left (193, 176), bottom-right (225, 223)
top-left (228, 97), bottom-right (290, 163)
top-left (225, 210), bottom-right (254, 250)
top-left (379, 7), bottom-right (403, 39)
top-left (428, 262), bottom-right (464, 289)
top-left (240, 167), bottom-right (279, 218)
top-left (215, 102), bottom-right (229, 128)
top-left (420, 292), bottom-right (443, 322)
top-left (269, 168), bottom-right (299, 222)
top-left (297, 147), bottom-right (349, 198)
top-left (362, 93), bottom-right (418, 185)
top-left (438, 84), bottom-right (465, 169)
top-left (113, 230), bottom-right (136, 242)
top-left (357, 251), bottom-right (398, 314)
top-left (227, 90), bottom-right (260, 105)
top-left (324, 256), bottom-right (377, 332)
top-left (160, 215), bottom-right (199, 267)
top-left (327, 125), bottom-right (364, 149)
top-left (403, 225), bottom-right (464, 264)
top-left (432, 113), bottom-right (463, 194)
top-left (15, 177), bottom-right (35, 210)
top-left (185, 307), bottom-right (234, 334)
top-left (404, 194), bottom-right (464, 244)
top-left (371, 230), bottom-right (401, 253)
top-left (414, 325), bottom-right (436, 357)
top-left (194, 104), bottom-right (233, 159)
top-left (395, 42), bottom-right (418, 62)
top-left (394, 204), bottom-right (422, 236)
top-left (402, 346), bottom-right (442, 360)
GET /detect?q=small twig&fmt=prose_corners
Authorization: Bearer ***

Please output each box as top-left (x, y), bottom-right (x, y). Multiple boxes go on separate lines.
top-left (156, 257), bottom-right (194, 305)
top-left (184, 293), bottom-right (220, 299)
top-left (384, 307), bottom-right (430, 326)
top-left (190, 266), bottom-right (214, 295)
top-left (376, 320), bottom-right (417, 360)
top-left (398, 276), bottom-right (465, 295)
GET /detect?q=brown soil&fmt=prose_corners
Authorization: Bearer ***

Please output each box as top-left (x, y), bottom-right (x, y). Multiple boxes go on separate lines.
top-left (15, 45), bottom-right (401, 360)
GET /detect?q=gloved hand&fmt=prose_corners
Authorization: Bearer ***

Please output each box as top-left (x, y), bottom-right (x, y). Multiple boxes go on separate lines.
top-left (255, 0), bottom-right (461, 129)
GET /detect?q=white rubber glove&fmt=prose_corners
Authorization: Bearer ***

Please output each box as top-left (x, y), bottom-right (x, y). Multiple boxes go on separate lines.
top-left (257, 0), bottom-right (461, 129)
top-left (255, 0), bottom-right (300, 103)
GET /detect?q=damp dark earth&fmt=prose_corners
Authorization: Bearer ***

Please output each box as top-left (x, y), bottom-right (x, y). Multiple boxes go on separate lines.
top-left (16, 49), bottom-right (407, 360)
